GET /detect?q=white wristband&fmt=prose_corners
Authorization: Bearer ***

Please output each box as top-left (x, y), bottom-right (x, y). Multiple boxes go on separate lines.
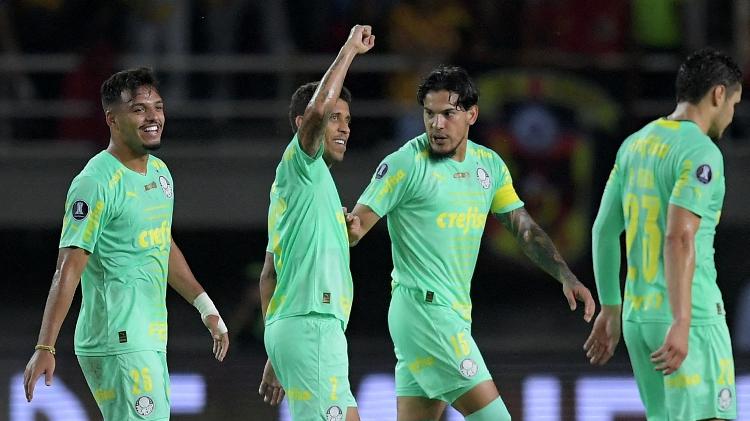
top-left (193, 292), bottom-right (228, 334)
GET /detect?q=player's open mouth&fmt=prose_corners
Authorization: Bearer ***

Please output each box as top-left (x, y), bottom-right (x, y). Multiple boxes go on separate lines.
top-left (333, 138), bottom-right (347, 147)
top-left (141, 124), bottom-right (161, 137)
top-left (431, 135), bottom-right (448, 144)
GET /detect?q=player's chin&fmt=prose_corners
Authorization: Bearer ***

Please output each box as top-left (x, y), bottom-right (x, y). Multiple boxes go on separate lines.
top-left (328, 151), bottom-right (345, 163)
top-left (429, 144), bottom-right (456, 159)
top-left (143, 141), bottom-right (162, 151)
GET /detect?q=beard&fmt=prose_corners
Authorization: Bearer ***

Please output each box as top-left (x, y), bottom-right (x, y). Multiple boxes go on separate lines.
top-left (143, 142), bottom-right (162, 151)
top-left (429, 143), bottom-right (459, 160)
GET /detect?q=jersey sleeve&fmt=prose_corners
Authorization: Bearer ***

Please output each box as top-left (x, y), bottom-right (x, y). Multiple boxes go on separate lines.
top-left (591, 164), bottom-right (625, 305)
top-left (669, 143), bottom-right (723, 217)
top-left (357, 147), bottom-right (415, 217)
top-left (292, 132), bottom-right (324, 169)
top-left (490, 156), bottom-right (524, 214)
top-left (276, 133), bottom-right (325, 184)
top-left (59, 175), bottom-right (112, 253)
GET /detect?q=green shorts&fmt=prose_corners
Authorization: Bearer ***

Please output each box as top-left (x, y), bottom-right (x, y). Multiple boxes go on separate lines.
top-left (78, 350), bottom-right (170, 420)
top-left (623, 320), bottom-right (736, 420)
top-left (264, 313), bottom-right (356, 420)
top-left (388, 285), bottom-right (493, 403)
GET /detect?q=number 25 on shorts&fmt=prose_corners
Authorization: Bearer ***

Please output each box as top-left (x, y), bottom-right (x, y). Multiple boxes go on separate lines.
top-left (130, 367), bottom-right (153, 395)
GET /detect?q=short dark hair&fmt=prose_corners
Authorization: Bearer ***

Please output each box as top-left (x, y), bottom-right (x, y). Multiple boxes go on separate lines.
top-left (101, 67), bottom-right (159, 110)
top-left (417, 65), bottom-right (479, 110)
top-left (675, 48), bottom-right (743, 104)
top-left (288, 82), bottom-right (352, 132)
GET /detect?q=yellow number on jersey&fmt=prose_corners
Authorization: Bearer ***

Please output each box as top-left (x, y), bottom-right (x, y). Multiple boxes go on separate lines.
top-left (624, 194), bottom-right (661, 283)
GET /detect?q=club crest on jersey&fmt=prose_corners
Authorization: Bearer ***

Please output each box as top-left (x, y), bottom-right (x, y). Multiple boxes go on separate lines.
top-left (459, 358), bottom-right (478, 378)
top-left (696, 164), bottom-right (712, 184)
top-left (326, 405), bottom-right (343, 421)
top-left (718, 387), bottom-right (733, 411)
top-left (375, 163), bottom-right (389, 179)
top-left (71, 200), bottom-right (89, 221)
top-left (159, 176), bottom-right (173, 198)
top-left (476, 168), bottom-right (491, 189)
top-left (134, 395), bottom-right (155, 416)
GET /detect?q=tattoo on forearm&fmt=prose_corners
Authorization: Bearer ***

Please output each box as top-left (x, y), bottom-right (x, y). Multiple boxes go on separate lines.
top-left (498, 208), bottom-right (574, 283)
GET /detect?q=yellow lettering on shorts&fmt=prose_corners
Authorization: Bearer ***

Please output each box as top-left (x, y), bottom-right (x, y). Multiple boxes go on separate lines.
top-left (665, 373), bottom-right (701, 388)
top-left (408, 356), bottom-right (435, 374)
top-left (93, 388), bottom-right (116, 403)
top-left (287, 388), bottom-right (312, 401)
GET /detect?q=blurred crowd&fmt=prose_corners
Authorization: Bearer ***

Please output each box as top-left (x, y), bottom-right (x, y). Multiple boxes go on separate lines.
top-left (1, 0), bottom-right (738, 144)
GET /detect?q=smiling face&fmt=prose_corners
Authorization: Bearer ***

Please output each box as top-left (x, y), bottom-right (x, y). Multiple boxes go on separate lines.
top-left (322, 99), bottom-right (351, 164)
top-left (106, 85), bottom-right (164, 154)
top-left (294, 98), bottom-right (351, 165)
top-left (422, 90), bottom-right (478, 160)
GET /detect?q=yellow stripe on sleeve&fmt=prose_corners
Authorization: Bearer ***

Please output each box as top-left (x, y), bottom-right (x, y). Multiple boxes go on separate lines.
top-left (490, 183), bottom-right (520, 213)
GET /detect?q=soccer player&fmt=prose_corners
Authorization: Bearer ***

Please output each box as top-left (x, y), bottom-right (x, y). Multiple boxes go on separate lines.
top-left (22, 68), bottom-right (229, 420)
top-left (584, 48), bottom-right (742, 420)
top-left (347, 65), bottom-right (595, 421)
top-left (257, 25), bottom-right (374, 420)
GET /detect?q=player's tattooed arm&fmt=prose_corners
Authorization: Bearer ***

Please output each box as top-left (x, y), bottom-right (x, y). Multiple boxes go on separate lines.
top-left (496, 207), bottom-right (575, 283)
top-left (498, 207), bottom-right (596, 322)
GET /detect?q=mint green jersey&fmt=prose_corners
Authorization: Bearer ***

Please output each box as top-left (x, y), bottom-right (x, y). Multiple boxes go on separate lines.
top-left (597, 118), bottom-right (726, 324)
top-left (266, 134), bottom-right (353, 328)
top-left (60, 151), bottom-right (174, 356)
top-left (358, 134), bottom-right (524, 322)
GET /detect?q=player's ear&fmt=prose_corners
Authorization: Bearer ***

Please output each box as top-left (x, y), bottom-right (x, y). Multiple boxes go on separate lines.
top-left (712, 85), bottom-right (727, 107)
top-left (467, 104), bottom-right (479, 125)
top-left (105, 109), bottom-right (117, 128)
top-left (294, 115), bottom-right (304, 131)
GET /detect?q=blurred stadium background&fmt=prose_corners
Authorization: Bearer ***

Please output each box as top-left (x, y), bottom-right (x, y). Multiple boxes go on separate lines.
top-left (3, 0), bottom-right (750, 419)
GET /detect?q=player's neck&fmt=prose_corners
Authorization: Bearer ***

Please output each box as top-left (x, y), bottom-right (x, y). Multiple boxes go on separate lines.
top-left (667, 103), bottom-right (710, 135)
top-left (106, 142), bottom-right (150, 175)
top-left (451, 139), bottom-right (468, 162)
